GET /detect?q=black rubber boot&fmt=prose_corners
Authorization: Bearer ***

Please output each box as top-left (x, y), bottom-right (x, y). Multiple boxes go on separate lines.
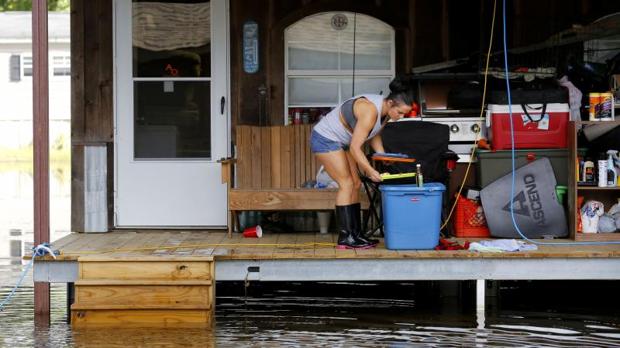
top-left (352, 203), bottom-right (379, 246)
top-left (336, 205), bottom-right (374, 249)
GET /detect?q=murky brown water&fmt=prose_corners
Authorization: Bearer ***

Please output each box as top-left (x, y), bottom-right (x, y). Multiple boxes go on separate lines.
top-left (1, 167), bottom-right (620, 346)
top-left (1, 265), bottom-right (620, 347)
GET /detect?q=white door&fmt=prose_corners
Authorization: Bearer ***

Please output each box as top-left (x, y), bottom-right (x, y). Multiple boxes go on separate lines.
top-left (114, 0), bottom-right (229, 227)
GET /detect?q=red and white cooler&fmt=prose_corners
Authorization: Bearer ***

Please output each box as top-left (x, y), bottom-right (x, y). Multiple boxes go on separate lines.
top-left (486, 103), bottom-right (569, 150)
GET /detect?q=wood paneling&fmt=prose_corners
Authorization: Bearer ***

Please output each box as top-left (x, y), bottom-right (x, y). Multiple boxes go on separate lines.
top-left (71, 0), bottom-right (114, 232)
top-left (235, 125), bottom-right (317, 189)
top-left (72, 0), bottom-right (113, 144)
top-left (71, 145), bottom-right (85, 232)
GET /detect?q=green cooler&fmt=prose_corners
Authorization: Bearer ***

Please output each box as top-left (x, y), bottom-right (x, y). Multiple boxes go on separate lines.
top-left (476, 149), bottom-right (568, 188)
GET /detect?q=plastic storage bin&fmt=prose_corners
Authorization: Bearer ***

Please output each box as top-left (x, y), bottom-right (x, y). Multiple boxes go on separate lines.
top-left (380, 183), bottom-right (445, 250)
top-left (487, 103), bottom-right (569, 150)
top-left (476, 149), bottom-right (568, 187)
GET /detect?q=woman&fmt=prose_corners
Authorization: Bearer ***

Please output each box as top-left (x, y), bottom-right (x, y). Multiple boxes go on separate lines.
top-left (310, 76), bottom-right (415, 249)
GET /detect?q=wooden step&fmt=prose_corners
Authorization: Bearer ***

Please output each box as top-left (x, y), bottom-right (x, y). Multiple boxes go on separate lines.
top-left (71, 309), bottom-right (213, 328)
top-left (74, 284), bottom-right (212, 309)
top-left (78, 259), bottom-right (213, 281)
top-left (75, 279), bottom-right (213, 286)
top-left (71, 257), bottom-right (215, 328)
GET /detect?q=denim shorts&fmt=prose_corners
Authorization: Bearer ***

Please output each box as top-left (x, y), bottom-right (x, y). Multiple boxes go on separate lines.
top-left (310, 130), bottom-right (347, 153)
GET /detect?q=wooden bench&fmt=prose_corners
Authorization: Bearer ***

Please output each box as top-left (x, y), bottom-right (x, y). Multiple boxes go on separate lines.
top-left (221, 125), bottom-right (368, 236)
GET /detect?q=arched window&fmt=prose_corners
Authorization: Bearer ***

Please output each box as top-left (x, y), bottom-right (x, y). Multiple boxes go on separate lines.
top-left (284, 12), bottom-right (395, 124)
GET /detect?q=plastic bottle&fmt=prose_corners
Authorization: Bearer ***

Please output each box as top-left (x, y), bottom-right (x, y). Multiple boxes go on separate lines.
top-left (597, 153), bottom-right (608, 187)
top-left (583, 160), bottom-right (595, 183)
top-left (416, 163), bottom-right (423, 187)
top-left (607, 150), bottom-right (618, 187)
top-left (612, 151), bottom-right (620, 187)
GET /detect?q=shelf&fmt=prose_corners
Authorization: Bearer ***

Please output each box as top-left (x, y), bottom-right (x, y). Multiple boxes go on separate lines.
top-left (577, 120), bottom-right (620, 125)
top-left (577, 186), bottom-right (620, 191)
top-left (574, 233), bottom-right (620, 242)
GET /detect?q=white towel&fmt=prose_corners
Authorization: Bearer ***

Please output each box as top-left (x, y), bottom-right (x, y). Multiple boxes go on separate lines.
top-left (469, 239), bottom-right (538, 252)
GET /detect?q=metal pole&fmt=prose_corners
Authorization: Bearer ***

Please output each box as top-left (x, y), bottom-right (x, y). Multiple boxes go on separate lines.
top-left (33, 0), bottom-right (50, 322)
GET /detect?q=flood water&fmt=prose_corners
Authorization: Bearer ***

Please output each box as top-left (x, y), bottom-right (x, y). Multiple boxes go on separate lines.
top-left (1, 165), bottom-right (620, 347)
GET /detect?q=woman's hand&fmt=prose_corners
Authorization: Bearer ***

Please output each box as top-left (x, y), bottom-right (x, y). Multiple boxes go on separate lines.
top-left (367, 169), bottom-right (383, 183)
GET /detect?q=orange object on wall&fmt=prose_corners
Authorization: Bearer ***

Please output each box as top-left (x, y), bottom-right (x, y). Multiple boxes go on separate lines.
top-left (405, 102), bottom-right (420, 118)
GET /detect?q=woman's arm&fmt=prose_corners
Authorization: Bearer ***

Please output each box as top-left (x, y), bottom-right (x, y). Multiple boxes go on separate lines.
top-left (369, 134), bottom-right (385, 154)
top-left (349, 99), bottom-right (382, 182)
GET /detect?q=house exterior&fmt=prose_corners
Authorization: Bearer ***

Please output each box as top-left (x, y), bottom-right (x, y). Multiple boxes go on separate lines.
top-left (0, 12), bottom-right (71, 259)
top-left (68, 0), bottom-right (620, 232)
top-left (0, 11), bottom-right (70, 149)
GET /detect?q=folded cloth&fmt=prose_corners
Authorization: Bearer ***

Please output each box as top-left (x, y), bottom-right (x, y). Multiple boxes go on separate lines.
top-left (469, 239), bottom-right (538, 252)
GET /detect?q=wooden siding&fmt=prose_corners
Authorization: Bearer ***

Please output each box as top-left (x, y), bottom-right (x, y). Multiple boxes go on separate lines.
top-left (235, 125), bottom-right (318, 189)
top-left (71, 0), bottom-right (114, 232)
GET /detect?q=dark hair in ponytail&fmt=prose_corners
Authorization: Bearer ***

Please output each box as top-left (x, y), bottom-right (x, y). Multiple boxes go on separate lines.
top-left (387, 75), bottom-right (415, 105)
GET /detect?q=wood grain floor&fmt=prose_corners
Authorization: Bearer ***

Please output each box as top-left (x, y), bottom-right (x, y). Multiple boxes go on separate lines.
top-left (36, 231), bottom-right (620, 261)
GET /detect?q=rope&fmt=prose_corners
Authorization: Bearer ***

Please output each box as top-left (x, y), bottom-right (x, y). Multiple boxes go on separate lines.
top-left (0, 243), bottom-right (57, 312)
top-left (352, 12), bottom-right (357, 97)
top-left (440, 0), bottom-right (497, 230)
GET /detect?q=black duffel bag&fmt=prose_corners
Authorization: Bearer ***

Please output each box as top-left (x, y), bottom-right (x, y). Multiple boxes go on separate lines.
top-left (488, 77), bottom-right (569, 104)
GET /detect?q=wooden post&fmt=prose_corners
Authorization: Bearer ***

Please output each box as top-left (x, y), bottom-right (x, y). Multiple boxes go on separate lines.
top-left (33, 0), bottom-right (51, 322)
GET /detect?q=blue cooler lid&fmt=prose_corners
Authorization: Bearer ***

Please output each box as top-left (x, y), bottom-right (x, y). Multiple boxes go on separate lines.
top-left (379, 183), bottom-right (446, 193)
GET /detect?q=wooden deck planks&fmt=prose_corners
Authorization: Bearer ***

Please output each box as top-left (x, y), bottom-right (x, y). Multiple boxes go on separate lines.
top-left (272, 233), bottom-right (298, 259)
top-left (314, 233), bottom-right (336, 258)
top-left (38, 231), bottom-right (620, 261)
top-left (294, 233), bottom-right (316, 258)
top-left (190, 231), bottom-right (227, 256)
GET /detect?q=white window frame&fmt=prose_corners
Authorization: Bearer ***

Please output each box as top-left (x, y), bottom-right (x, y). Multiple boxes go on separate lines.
top-left (284, 12), bottom-right (395, 124)
top-left (22, 55), bottom-right (33, 78)
top-left (18, 53), bottom-right (71, 79)
top-left (52, 54), bottom-right (71, 77)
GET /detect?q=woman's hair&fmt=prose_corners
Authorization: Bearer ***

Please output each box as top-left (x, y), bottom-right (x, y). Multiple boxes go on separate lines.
top-left (386, 75), bottom-right (415, 105)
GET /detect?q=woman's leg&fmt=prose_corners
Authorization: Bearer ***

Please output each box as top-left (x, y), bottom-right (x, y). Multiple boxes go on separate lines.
top-left (345, 151), bottom-right (379, 245)
top-left (344, 151), bottom-right (361, 203)
top-left (315, 150), bottom-right (356, 205)
top-left (316, 150), bottom-right (374, 249)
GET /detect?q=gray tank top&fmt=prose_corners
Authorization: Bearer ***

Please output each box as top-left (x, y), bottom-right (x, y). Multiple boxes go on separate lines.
top-left (313, 94), bottom-right (384, 145)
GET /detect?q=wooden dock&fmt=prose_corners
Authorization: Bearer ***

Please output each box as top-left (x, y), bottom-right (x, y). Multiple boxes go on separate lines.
top-left (32, 230), bottom-right (620, 327)
top-left (34, 230), bottom-right (620, 261)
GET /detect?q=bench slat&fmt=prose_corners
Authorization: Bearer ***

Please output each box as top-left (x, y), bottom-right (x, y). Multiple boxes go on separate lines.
top-left (229, 189), bottom-right (369, 211)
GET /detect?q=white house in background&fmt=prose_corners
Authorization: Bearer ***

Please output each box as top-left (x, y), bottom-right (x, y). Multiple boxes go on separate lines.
top-left (0, 11), bottom-right (70, 149)
top-left (0, 12), bottom-right (71, 259)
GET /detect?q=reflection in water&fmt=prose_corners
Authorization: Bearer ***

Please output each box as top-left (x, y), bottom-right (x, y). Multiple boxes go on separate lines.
top-left (1, 280), bottom-right (620, 347)
top-left (0, 164), bottom-right (71, 260)
top-left (1, 164), bottom-right (620, 346)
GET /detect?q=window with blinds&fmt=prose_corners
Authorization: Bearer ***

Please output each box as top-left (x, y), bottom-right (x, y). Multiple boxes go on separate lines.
top-left (284, 12), bottom-right (395, 125)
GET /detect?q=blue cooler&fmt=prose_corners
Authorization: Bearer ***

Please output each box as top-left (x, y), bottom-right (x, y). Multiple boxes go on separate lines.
top-left (379, 183), bottom-right (445, 250)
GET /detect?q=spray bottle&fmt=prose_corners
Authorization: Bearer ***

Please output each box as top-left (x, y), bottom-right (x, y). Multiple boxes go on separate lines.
top-left (608, 150), bottom-right (620, 187)
top-left (598, 153), bottom-right (608, 187)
